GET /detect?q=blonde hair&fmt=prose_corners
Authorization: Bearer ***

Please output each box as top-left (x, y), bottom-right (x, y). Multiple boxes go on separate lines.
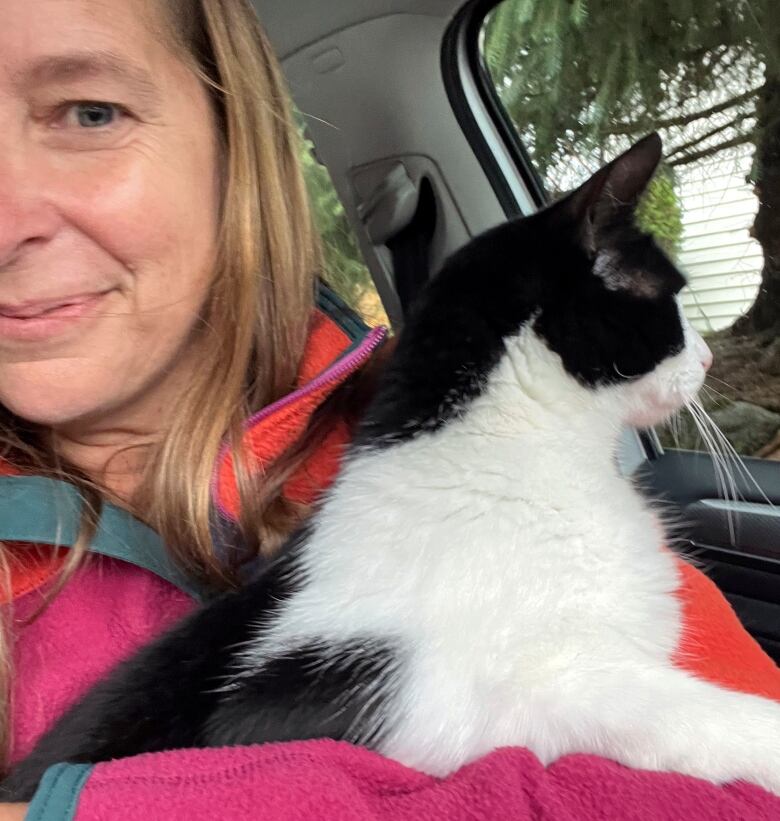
top-left (0, 0), bottom-right (334, 768)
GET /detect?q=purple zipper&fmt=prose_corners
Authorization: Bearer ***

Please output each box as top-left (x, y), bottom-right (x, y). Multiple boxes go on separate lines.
top-left (211, 325), bottom-right (388, 519)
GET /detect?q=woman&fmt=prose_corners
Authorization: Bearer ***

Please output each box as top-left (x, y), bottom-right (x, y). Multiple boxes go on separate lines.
top-left (0, 0), bottom-right (378, 813)
top-left (0, 1), bottom-right (777, 819)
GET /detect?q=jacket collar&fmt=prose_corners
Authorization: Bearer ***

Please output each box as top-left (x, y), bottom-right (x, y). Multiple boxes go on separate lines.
top-left (211, 284), bottom-right (387, 522)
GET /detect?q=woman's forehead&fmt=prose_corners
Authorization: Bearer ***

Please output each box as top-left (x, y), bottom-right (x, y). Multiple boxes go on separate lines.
top-left (1, 0), bottom-right (175, 86)
top-left (10, 49), bottom-right (163, 110)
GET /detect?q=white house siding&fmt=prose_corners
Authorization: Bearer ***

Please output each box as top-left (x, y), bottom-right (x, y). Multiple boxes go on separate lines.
top-left (676, 146), bottom-right (763, 333)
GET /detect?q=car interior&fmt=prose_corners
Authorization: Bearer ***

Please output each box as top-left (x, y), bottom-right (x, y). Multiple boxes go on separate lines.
top-left (253, 0), bottom-right (780, 661)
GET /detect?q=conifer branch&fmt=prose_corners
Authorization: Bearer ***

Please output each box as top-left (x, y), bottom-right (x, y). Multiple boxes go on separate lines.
top-left (665, 114), bottom-right (753, 161)
top-left (608, 87), bottom-right (760, 135)
top-left (667, 133), bottom-right (753, 166)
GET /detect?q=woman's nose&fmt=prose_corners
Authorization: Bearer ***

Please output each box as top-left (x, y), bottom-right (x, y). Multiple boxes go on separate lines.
top-left (0, 152), bottom-right (60, 269)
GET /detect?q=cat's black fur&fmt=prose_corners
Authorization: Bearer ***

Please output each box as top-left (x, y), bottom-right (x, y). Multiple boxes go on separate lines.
top-left (2, 133), bottom-right (687, 801)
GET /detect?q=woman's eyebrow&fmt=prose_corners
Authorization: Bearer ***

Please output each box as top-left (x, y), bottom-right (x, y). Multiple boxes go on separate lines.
top-left (14, 49), bottom-right (163, 107)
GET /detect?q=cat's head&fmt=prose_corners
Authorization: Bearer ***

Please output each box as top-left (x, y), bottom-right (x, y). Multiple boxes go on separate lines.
top-left (468, 133), bottom-right (711, 429)
top-left (362, 135), bottom-right (712, 448)
top-left (532, 133), bottom-right (711, 426)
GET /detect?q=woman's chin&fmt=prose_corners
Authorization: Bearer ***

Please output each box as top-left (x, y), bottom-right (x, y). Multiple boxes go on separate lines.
top-left (0, 365), bottom-right (111, 429)
top-left (0, 394), bottom-right (97, 429)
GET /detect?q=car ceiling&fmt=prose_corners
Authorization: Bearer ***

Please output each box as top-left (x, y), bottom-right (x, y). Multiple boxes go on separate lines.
top-left (252, 0), bottom-right (536, 323)
top-left (252, 1), bottom-right (464, 61)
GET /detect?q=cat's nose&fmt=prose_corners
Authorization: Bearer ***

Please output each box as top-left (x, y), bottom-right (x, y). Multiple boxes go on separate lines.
top-left (686, 323), bottom-right (712, 373)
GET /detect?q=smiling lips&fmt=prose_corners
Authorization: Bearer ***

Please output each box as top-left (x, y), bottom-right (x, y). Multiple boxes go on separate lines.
top-left (0, 291), bottom-right (110, 342)
top-left (0, 293), bottom-right (106, 318)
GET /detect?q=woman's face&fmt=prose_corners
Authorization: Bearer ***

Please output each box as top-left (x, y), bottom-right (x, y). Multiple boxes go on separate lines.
top-left (0, 0), bottom-right (220, 431)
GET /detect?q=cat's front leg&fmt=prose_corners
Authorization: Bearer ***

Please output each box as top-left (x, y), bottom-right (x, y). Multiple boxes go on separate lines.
top-left (570, 664), bottom-right (780, 796)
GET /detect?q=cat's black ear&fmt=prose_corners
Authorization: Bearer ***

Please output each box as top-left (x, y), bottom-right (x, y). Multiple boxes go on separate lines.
top-left (561, 133), bottom-right (662, 252)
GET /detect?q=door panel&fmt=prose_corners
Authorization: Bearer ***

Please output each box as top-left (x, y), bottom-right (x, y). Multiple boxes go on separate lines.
top-left (636, 447), bottom-right (780, 662)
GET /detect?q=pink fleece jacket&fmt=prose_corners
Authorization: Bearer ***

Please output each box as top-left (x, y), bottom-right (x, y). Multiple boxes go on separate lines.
top-left (8, 557), bottom-right (779, 820)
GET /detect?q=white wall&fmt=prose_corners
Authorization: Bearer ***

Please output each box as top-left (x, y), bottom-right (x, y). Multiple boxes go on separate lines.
top-left (677, 146), bottom-right (762, 333)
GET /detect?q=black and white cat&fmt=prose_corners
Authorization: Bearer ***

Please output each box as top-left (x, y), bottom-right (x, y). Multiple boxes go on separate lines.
top-left (6, 133), bottom-right (780, 801)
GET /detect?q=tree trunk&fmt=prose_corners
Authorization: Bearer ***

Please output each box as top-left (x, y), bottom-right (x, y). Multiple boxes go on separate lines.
top-left (736, 75), bottom-right (780, 336)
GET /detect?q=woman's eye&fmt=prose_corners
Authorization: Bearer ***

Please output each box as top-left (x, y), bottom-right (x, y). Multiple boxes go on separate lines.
top-left (62, 102), bottom-right (124, 129)
top-left (39, 100), bottom-right (134, 148)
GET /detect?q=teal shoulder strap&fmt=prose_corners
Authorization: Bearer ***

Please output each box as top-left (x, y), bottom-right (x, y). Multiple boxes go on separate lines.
top-left (0, 476), bottom-right (206, 601)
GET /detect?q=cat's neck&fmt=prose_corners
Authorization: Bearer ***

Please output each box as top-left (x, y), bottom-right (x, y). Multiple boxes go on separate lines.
top-left (450, 402), bottom-right (623, 491)
top-left (355, 326), bottom-right (634, 497)
top-left (455, 329), bottom-right (627, 472)
top-left (374, 375), bottom-right (629, 517)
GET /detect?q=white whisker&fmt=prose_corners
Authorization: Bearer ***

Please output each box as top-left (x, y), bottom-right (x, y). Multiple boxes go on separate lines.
top-left (697, 405), bottom-right (774, 508)
top-left (668, 408), bottom-right (681, 448)
top-left (682, 394), bottom-right (775, 549)
top-left (701, 383), bottom-right (730, 405)
top-left (685, 399), bottom-right (739, 544)
top-left (705, 374), bottom-right (738, 393)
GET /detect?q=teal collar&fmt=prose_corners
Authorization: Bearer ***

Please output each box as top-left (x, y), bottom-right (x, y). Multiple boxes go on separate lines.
top-left (0, 476), bottom-right (205, 601)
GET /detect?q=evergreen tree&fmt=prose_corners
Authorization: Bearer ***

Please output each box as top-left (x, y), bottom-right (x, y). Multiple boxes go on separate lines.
top-left (483, 0), bottom-right (780, 334)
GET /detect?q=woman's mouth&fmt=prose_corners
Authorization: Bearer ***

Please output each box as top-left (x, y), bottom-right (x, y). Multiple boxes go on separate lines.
top-left (0, 291), bottom-right (112, 342)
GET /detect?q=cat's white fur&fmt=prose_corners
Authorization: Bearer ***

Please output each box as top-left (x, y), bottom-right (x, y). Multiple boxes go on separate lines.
top-left (245, 304), bottom-right (780, 794)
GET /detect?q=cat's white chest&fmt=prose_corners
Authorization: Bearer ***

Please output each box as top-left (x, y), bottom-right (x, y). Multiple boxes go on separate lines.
top-left (374, 532), bottom-right (682, 773)
top-left (278, 438), bottom-right (684, 775)
top-left (383, 508), bottom-right (680, 773)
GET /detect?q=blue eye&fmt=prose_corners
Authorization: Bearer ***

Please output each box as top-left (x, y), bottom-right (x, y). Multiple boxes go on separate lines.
top-left (74, 103), bottom-right (118, 128)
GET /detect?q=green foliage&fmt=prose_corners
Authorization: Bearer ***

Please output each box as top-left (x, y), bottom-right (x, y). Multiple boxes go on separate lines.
top-left (298, 133), bottom-right (375, 311)
top-left (481, 0), bottom-right (773, 177)
top-left (635, 168), bottom-right (684, 259)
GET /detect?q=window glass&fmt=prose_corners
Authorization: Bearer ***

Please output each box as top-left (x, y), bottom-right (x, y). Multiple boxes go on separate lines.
top-left (300, 135), bottom-right (389, 328)
top-left (480, 1), bottom-right (780, 459)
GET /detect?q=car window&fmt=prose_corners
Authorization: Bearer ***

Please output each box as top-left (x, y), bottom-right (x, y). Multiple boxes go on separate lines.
top-left (478, 0), bottom-right (779, 461)
top-left (300, 134), bottom-right (389, 328)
